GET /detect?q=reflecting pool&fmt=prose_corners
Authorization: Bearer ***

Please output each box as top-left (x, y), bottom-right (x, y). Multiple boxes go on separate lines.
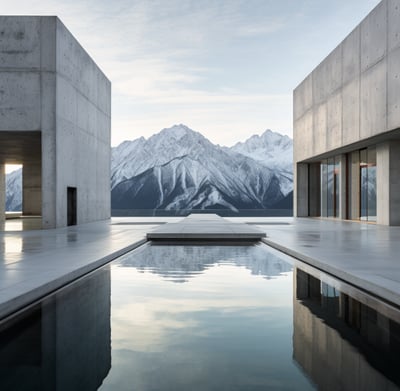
top-left (0, 242), bottom-right (399, 390)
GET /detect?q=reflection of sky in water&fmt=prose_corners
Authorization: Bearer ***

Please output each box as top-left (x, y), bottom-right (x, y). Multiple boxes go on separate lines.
top-left (100, 244), bottom-right (314, 390)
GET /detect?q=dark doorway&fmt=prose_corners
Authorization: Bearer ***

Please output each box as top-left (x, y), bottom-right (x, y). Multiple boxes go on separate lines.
top-left (67, 187), bottom-right (77, 226)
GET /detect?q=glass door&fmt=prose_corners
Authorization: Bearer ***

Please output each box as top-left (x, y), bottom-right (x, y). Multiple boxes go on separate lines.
top-left (359, 148), bottom-right (376, 222)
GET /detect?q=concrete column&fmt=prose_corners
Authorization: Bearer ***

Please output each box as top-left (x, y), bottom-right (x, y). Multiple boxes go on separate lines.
top-left (295, 163), bottom-right (309, 217)
top-left (309, 163), bottom-right (321, 217)
top-left (0, 164), bottom-right (5, 222)
top-left (23, 160), bottom-right (42, 215)
top-left (40, 17), bottom-right (57, 229)
top-left (349, 151), bottom-right (360, 220)
top-left (339, 154), bottom-right (347, 219)
top-left (377, 141), bottom-right (400, 225)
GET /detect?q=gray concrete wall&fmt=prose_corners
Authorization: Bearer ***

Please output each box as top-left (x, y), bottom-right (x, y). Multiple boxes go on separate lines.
top-left (23, 160), bottom-right (42, 215)
top-left (294, 163), bottom-right (309, 217)
top-left (294, 0), bottom-right (400, 163)
top-left (0, 165), bottom-right (4, 221)
top-left (54, 19), bottom-right (111, 227)
top-left (40, 17), bottom-right (58, 229)
top-left (0, 16), bottom-right (111, 228)
top-left (0, 17), bottom-right (42, 132)
top-left (377, 141), bottom-right (400, 225)
top-left (293, 0), bottom-right (400, 224)
top-left (0, 16), bottom-right (49, 223)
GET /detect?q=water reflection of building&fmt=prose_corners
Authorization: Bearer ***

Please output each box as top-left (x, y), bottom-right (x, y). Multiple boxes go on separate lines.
top-left (293, 268), bottom-right (400, 390)
top-left (0, 266), bottom-right (111, 390)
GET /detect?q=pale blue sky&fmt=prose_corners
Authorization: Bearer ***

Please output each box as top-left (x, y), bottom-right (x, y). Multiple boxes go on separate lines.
top-left (4, 0), bottom-right (381, 146)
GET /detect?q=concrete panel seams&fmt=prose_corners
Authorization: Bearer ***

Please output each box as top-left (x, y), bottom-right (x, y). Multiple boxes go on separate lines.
top-left (297, 126), bottom-right (400, 163)
top-left (56, 73), bottom-right (111, 118)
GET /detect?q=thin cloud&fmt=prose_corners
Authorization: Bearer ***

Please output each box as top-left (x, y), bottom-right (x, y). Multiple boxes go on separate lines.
top-left (236, 21), bottom-right (286, 37)
top-left (1, 0), bottom-right (382, 147)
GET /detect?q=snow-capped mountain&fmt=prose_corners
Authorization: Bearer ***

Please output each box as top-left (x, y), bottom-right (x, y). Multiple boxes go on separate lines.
top-left (112, 125), bottom-right (212, 189)
top-left (231, 129), bottom-right (293, 195)
top-left (6, 168), bottom-right (22, 211)
top-left (231, 129), bottom-right (293, 172)
top-left (111, 125), bottom-right (293, 212)
top-left (4, 124), bottom-right (293, 214)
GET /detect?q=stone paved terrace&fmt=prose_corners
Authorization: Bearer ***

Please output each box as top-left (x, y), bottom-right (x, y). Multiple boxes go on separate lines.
top-left (229, 217), bottom-right (400, 307)
top-left (1, 215), bottom-right (400, 320)
top-left (0, 217), bottom-right (179, 319)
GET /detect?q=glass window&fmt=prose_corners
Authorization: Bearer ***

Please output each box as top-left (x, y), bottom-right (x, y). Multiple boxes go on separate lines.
top-left (320, 160), bottom-right (327, 217)
top-left (320, 156), bottom-right (341, 218)
top-left (359, 147), bottom-right (376, 222)
top-left (319, 147), bottom-right (376, 222)
top-left (367, 147), bottom-right (376, 222)
top-left (334, 157), bottom-right (340, 218)
top-left (327, 158), bottom-right (335, 217)
top-left (360, 149), bottom-right (368, 221)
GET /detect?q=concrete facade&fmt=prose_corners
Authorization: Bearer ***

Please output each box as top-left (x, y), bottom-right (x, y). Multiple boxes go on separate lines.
top-left (293, 0), bottom-right (400, 225)
top-left (0, 16), bottom-right (111, 228)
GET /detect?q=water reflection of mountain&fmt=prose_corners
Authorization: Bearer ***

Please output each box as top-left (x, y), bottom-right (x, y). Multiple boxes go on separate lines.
top-left (116, 243), bottom-right (292, 282)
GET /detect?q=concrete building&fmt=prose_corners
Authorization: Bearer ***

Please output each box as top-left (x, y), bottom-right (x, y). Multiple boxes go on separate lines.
top-left (0, 16), bottom-right (111, 228)
top-left (294, 0), bottom-right (400, 225)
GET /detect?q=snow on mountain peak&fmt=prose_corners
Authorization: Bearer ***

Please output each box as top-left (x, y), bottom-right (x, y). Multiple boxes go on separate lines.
top-left (110, 125), bottom-right (294, 213)
top-left (159, 124), bottom-right (192, 140)
top-left (111, 124), bottom-right (214, 188)
top-left (7, 125), bottom-right (294, 213)
top-left (231, 129), bottom-right (293, 174)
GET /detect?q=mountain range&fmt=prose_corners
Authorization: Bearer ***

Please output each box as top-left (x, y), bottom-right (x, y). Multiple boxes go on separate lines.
top-left (5, 124), bottom-right (293, 214)
top-left (111, 124), bottom-right (293, 213)
top-left (5, 168), bottom-right (22, 212)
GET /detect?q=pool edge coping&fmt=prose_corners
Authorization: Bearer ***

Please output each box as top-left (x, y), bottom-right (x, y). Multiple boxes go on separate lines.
top-left (0, 237), bottom-right (148, 321)
top-left (262, 237), bottom-right (400, 308)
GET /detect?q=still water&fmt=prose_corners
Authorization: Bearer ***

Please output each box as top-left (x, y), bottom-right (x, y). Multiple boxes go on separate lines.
top-left (0, 243), bottom-right (399, 390)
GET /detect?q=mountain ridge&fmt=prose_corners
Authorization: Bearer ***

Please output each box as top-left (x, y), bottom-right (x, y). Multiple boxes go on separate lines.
top-left (5, 124), bottom-right (293, 213)
top-left (111, 124), bottom-right (293, 213)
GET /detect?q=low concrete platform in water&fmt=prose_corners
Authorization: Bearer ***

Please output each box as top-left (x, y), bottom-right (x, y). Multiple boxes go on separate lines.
top-left (147, 214), bottom-right (266, 241)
